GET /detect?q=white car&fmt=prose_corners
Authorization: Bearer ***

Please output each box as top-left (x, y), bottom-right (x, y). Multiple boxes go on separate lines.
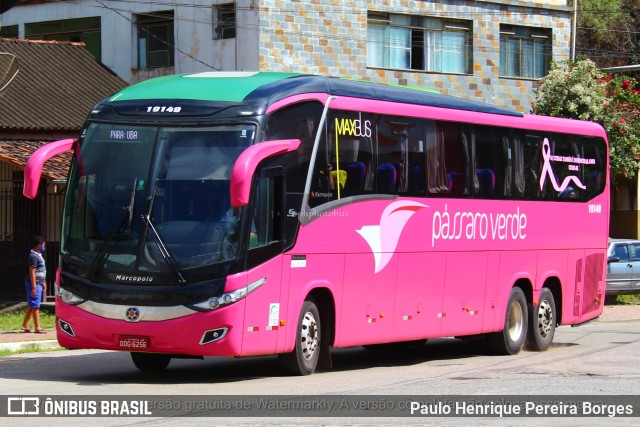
top-left (607, 238), bottom-right (640, 295)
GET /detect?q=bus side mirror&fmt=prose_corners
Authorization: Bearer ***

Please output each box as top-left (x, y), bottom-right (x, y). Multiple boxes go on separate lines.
top-left (230, 139), bottom-right (300, 207)
top-left (23, 138), bottom-right (76, 199)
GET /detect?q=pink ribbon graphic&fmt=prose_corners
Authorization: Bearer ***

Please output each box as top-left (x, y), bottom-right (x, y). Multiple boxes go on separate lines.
top-left (539, 138), bottom-right (586, 192)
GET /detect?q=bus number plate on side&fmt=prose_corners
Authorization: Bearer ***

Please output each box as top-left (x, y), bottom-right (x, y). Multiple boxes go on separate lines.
top-left (118, 335), bottom-right (149, 350)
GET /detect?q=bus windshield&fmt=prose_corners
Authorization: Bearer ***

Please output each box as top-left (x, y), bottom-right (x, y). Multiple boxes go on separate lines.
top-left (62, 122), bottom-right (255, 273)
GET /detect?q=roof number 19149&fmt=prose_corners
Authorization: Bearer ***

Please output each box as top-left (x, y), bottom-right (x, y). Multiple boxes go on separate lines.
top-left (146, 106), bottom-right (182, 113)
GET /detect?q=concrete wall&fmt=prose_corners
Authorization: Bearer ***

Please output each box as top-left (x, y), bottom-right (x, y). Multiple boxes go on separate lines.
top-left (259, 0), bottom-right (572, 113)
top-left (0, 0), bottom-right (259, 83)
top-left (1, 0), bottom-right (570, 110)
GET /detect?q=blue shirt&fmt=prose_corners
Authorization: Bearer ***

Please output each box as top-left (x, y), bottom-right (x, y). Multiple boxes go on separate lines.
top-left (28, 250), bottom-right (46, 284)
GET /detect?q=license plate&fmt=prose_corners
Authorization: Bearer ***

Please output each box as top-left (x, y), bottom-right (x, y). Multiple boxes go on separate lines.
top-left (118, 335), bottom-right (149, 350)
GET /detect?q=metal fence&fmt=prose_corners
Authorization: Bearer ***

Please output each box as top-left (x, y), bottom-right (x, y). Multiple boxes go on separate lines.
top-left (0, 180), bottom-right (64, 302)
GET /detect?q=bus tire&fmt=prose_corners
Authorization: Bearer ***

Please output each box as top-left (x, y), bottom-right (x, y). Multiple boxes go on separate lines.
top-left (130, 352), bottom-right (171, 372)
top-left (279, 298), bottom-right (321, 376)
top-left (488, 287), bottom-right (528, 355)
top-left (526, 287), bottom-right (556, 351)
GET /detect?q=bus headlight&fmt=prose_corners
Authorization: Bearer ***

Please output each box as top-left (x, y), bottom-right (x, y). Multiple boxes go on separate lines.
top-left (55, 284), bottom-right (86, 305)
top-left (191, 277), bottom-right (266, 312)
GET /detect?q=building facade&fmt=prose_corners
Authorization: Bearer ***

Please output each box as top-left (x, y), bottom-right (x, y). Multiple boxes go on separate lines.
top-left (0, 0), bottom-right (572, 113)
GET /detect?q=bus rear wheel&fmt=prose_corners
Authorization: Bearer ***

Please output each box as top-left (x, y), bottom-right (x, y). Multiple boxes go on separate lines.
top-left (488, 287), bottom-right (528, 355)
top-left (526, 287), bottom-right (556, 351)
top-left (130, 352), bottom-right (171, 372)
top-left (279, 298), bottom-right (321, 376)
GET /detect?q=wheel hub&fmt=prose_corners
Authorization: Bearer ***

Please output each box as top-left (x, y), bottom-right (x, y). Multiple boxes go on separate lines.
top-left (537, 300), bottom-right (553, 337)
top-left (507, 301), bottom-right (523, 341)
top-left (300, 311), bottom-right (319, 360)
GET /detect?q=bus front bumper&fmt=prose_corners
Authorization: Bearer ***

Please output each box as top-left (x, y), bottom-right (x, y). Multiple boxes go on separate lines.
top-left (54, 299), bottom-right (245, 357)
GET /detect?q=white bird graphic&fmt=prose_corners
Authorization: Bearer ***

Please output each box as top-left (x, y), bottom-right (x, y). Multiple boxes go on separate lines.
top-left (356, 200), bottom-right (427, 273)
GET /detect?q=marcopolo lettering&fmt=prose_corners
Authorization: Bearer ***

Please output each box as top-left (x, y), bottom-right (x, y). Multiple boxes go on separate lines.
top-left (115, 274), bottom-right (154, 283)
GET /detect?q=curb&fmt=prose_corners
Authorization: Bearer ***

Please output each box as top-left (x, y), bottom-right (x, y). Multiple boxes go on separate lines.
top-left (0, 340), bottom-right (60, 353)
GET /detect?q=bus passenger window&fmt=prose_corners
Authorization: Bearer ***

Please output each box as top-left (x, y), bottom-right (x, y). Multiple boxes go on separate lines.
top-left (308, 110), bottom-right (374, 206)
top-left (375, 117), bottom-right (425, 195)
top-left (441, 122), bottom-right (467, 196)
top-left (425, 120), bottom-right (448, 194)
top-left (523, 135), bottom-right (543, 199)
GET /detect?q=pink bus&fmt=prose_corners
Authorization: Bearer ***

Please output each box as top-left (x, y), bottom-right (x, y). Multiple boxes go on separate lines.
top-left (24, 72), bottom-right (608, 374)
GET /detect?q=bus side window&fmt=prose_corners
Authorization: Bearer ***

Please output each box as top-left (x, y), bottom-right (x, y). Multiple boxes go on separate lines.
top-left (474, 125), bottom-right (504, 198)
top-left (523, 135), bottom-right (543, 199)
top-left (375, 118), bottom-right (424, 196)
top-left (263, 101), bottom-right (323, 194)
top-left (441, 122), bottom-right (466, 196)
top-left (425, 120), bottom-right (448, 194)
top-left (247, 171), bottom-right (285, 268)
top-left (250, 174), bottom-right (283, 249)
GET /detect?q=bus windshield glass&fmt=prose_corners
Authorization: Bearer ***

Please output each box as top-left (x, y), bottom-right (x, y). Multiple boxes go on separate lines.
top-left (62, 123), bottom-right (255, 272)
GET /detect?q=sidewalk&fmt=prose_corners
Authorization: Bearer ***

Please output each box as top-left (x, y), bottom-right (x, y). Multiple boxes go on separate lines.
top-left (0, 301), bottom-right (58, 352)
top-left (0, 303), bottom-right (639, 353)
top-left (0, 329), bottom-right (59, 352)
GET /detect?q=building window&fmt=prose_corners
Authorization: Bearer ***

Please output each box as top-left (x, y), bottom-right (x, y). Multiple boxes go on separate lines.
top-left (214, 3), bottom-right (236, 40)
top-left (24, 17), bottom-right (101, 60)
top-left (137, 11), bottom-right (174, 69)
top-left (500, 25), bottom-right (551, 79)
top-left (0, 25), bottom-right (18, 38)
top-left (367, 12), bottom-right (472, 74)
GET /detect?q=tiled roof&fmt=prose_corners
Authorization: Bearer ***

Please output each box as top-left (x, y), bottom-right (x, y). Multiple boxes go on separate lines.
top-left (0, 38), bottom-right (127, 131)
top-left (0, 139), bottom-right (71, 181)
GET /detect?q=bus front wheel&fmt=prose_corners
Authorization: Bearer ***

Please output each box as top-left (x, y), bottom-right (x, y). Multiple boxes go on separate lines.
top-left (526, 287), bottom-right (556, 351)
top-left (130, 352), bottom-right (171, 372)
top-left (488, 287), bottom-right (528, 355)
top-left (279, 298), bottom-right (321, 376)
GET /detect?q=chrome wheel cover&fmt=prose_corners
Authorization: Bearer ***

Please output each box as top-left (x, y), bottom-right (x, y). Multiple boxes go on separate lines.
top-left (537, 299), bottom-right (554, 338)
top-left (300, 310), bottom-right (319, 360)
top-left (507, 300), bottom-right (524, 342)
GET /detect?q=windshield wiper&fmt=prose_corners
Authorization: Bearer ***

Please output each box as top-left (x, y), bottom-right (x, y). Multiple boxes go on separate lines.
top-left (138, 186), bottom-right (187, 286)
top-left (140, 213), bottom-right (187, 286)
top-left (89, 179), bottom-right (138, 279)
top-left (126, 177), bottom-right (137, 232)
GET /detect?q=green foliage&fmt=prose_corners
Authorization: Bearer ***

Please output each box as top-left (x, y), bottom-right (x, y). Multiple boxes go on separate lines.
top-left (0, 309), bottom-right (55, 333)
top-left (0, 344), bottom-right (63, 357)
top-left (577, 0), bottom-right (640, 67)
top-left (616, 294), bottom-right (640, 305)
top-left (533, 59), bottom-right (640, 179)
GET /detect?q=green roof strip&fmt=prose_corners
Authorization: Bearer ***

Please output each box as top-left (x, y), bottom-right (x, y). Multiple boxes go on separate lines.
top-left (109, 71), bottom-right (303, 103)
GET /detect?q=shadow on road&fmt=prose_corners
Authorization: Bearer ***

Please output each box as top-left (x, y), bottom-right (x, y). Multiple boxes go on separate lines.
top-left (0, 336), bottom-right (579, 386)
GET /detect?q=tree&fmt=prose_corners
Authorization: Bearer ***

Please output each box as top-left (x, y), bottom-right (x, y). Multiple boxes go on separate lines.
top-left (533, 59), bottom-right (640, 179)
top-left (577, 0), bottom-right (640, 67)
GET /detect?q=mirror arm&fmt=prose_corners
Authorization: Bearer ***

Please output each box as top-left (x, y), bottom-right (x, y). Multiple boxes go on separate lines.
top-left (230, 139), bottom-right (300, 207)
